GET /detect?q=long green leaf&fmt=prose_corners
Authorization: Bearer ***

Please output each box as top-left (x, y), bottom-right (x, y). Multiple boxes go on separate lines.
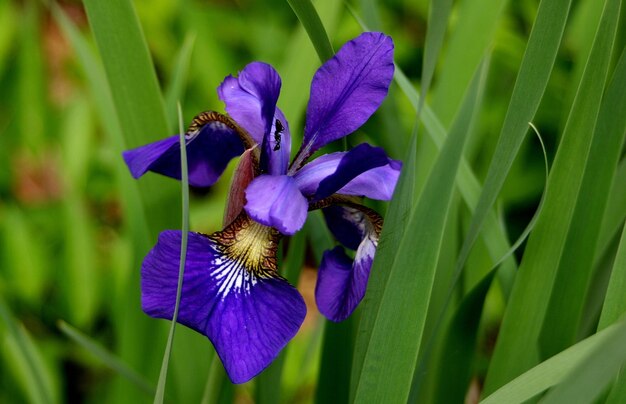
top-left (427, 123), bottom-right (549, 403)
top-left (433, 270), bottom-right (496, 404)
top-left (164, 34), bottom-right (196, 131)
top-left (82, 0), bottom-right (179, 235)
top-left (599, 214), bottom-right (626, 329)
top-left (285, 0), bottom-right (334, 63)
top-left (484, 0), bottom-right (621, 391)
top-left (352, 59), bottom-right (485, 403)
top-left (80, 1), bottom-right (180, 401)
top-left (418, 0), bottom-right (452, 116)
top-left (539, 38), bottom-right (626, 357)
top-left (350, 132), bottom-right (417, 400)
top-left (597, 158), bottom-right (626, 264)
top-left (430, 0), bottom-right (507, 127)
top-left (595, 220), bottom-right (626, 402)
top-left (452, 0), bottom-right (575, 312)
top-left (351, 9), bottom-right (518, 297)
top-left (52, 5), bottom-right (149, 241)
top-left (480, 318), bottom-right (626, 404)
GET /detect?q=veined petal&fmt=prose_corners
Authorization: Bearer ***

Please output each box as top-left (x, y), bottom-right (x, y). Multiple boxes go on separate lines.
top-left (141, 215), bottom-right (306, 384)
top-left (292, 32), bottom-right (394, 169)
top-left (315, 204), bottom-right (382, 322)
top-left (244, 175), bottom-right (308, 235)
top-left (122, 113), bottom-right (246, 187)
top-left (217, 62), bottom-right (291, 175)
top-left (293, 143), bottom-right (402, 200)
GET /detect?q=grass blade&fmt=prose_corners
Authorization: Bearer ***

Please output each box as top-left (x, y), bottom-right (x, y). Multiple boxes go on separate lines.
top-left (164, 34), bottom-right (196, 132)
top-left (596, 220), bottom-right (626, 401)
top-left (480, 318), bottom-right (626, 404)
top-left (484, 0), bottom-right (621, 391)
top-left (350, 131), bottom-right (417, 400)
top-left (454, 0), bottom-right (574, 344)
top-left (285, 0), bottom-right (334, 62)
top-left (351, 8), bottom-right (518, 297)
top-left (154, 104), bottom-right (189, 403)
top-left (352, 59), bottom-right (486, 403)
top-left (428, 123), bottom-right (549, 403)
top-left (599, 205), bottom-right (626, 328)
top-left (430, 0), bottom-right (507, 126)
top-left (80, 1), bottom-right (180, 401)
top-left (418, 0), bottom-right (452, 115)
top-left (539, 38), bottom-right (626, 357)
top-left (597, 158), bottom-right (626, 265)
top-left (434, 269), bottom-right (496, 404)
top-left (82, 0), bottom-right (178, 234)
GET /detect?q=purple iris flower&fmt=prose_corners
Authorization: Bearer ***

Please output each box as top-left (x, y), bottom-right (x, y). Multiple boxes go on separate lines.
top-left (123, 32), bottom-right (400, 384)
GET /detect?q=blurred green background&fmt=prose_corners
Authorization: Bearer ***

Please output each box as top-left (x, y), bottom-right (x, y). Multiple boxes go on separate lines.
top-left (0, 0), bottom-right (624, 403)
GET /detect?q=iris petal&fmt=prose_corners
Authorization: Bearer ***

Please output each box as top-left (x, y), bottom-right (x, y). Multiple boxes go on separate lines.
top-left (141, 216), bottom-right (306, 384)
top-left (293, 143), bottom-right (401, 200)
top-left (315, 205), bottom-right (381, 322)
top-left (218, 62), bottom-right (291, 175)
top-left (322, 205), bottom-right (365, 250)
top-left (244, 175), bottom-right (308, 235)
top-left (122, 119), bottom-right (244, 188)
top-left (217, 62), bottom-right (279, 144)
top-left (292, 32), bottom-right (394, 169)
top-left (315, 241), bottom-right (376, 322)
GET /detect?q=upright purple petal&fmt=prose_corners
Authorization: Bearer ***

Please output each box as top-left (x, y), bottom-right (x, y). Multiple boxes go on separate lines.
top-left (264, 109), bottom-right (292, 175)
top-left (122, 120), bottom-right (244, 187)
top-left (244, 175), bottom-right (308, 235)
top-left (142, 217), bottom-right (306, 384)
top-left (315, 204), bottom-right (382, 322)
top-left (292, 32), bottom-right (394, 169)
top-left (218, 62), bottom-right (279, 144)
top-left (217, 62), bottom-right (291, 175)
top-left (293, 143), bottom-right (402, 200)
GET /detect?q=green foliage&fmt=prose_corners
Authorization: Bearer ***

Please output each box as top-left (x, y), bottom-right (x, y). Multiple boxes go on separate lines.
top-left (1, 0), bottom-right (625, 402)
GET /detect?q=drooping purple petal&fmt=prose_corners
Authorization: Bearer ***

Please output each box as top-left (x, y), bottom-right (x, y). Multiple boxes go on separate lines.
top-left (322, 205), bottom-right (365, 250)
top-left (292, 32), bottom-right (394, 168)
top-left (244, 175), bottom-right (308, 235)
top-left (315, 204), bottom-right (382, 322)
top-left (217, 62), bottom-right (291, 175)
top-left (315, 240), bottom-right (376, 322)
top-left (293, 143), bottom-right (402, 200)
top-left (122, 120), bottom-right (244, 187)
top-left (141, 228), bottom-right (306, 384)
